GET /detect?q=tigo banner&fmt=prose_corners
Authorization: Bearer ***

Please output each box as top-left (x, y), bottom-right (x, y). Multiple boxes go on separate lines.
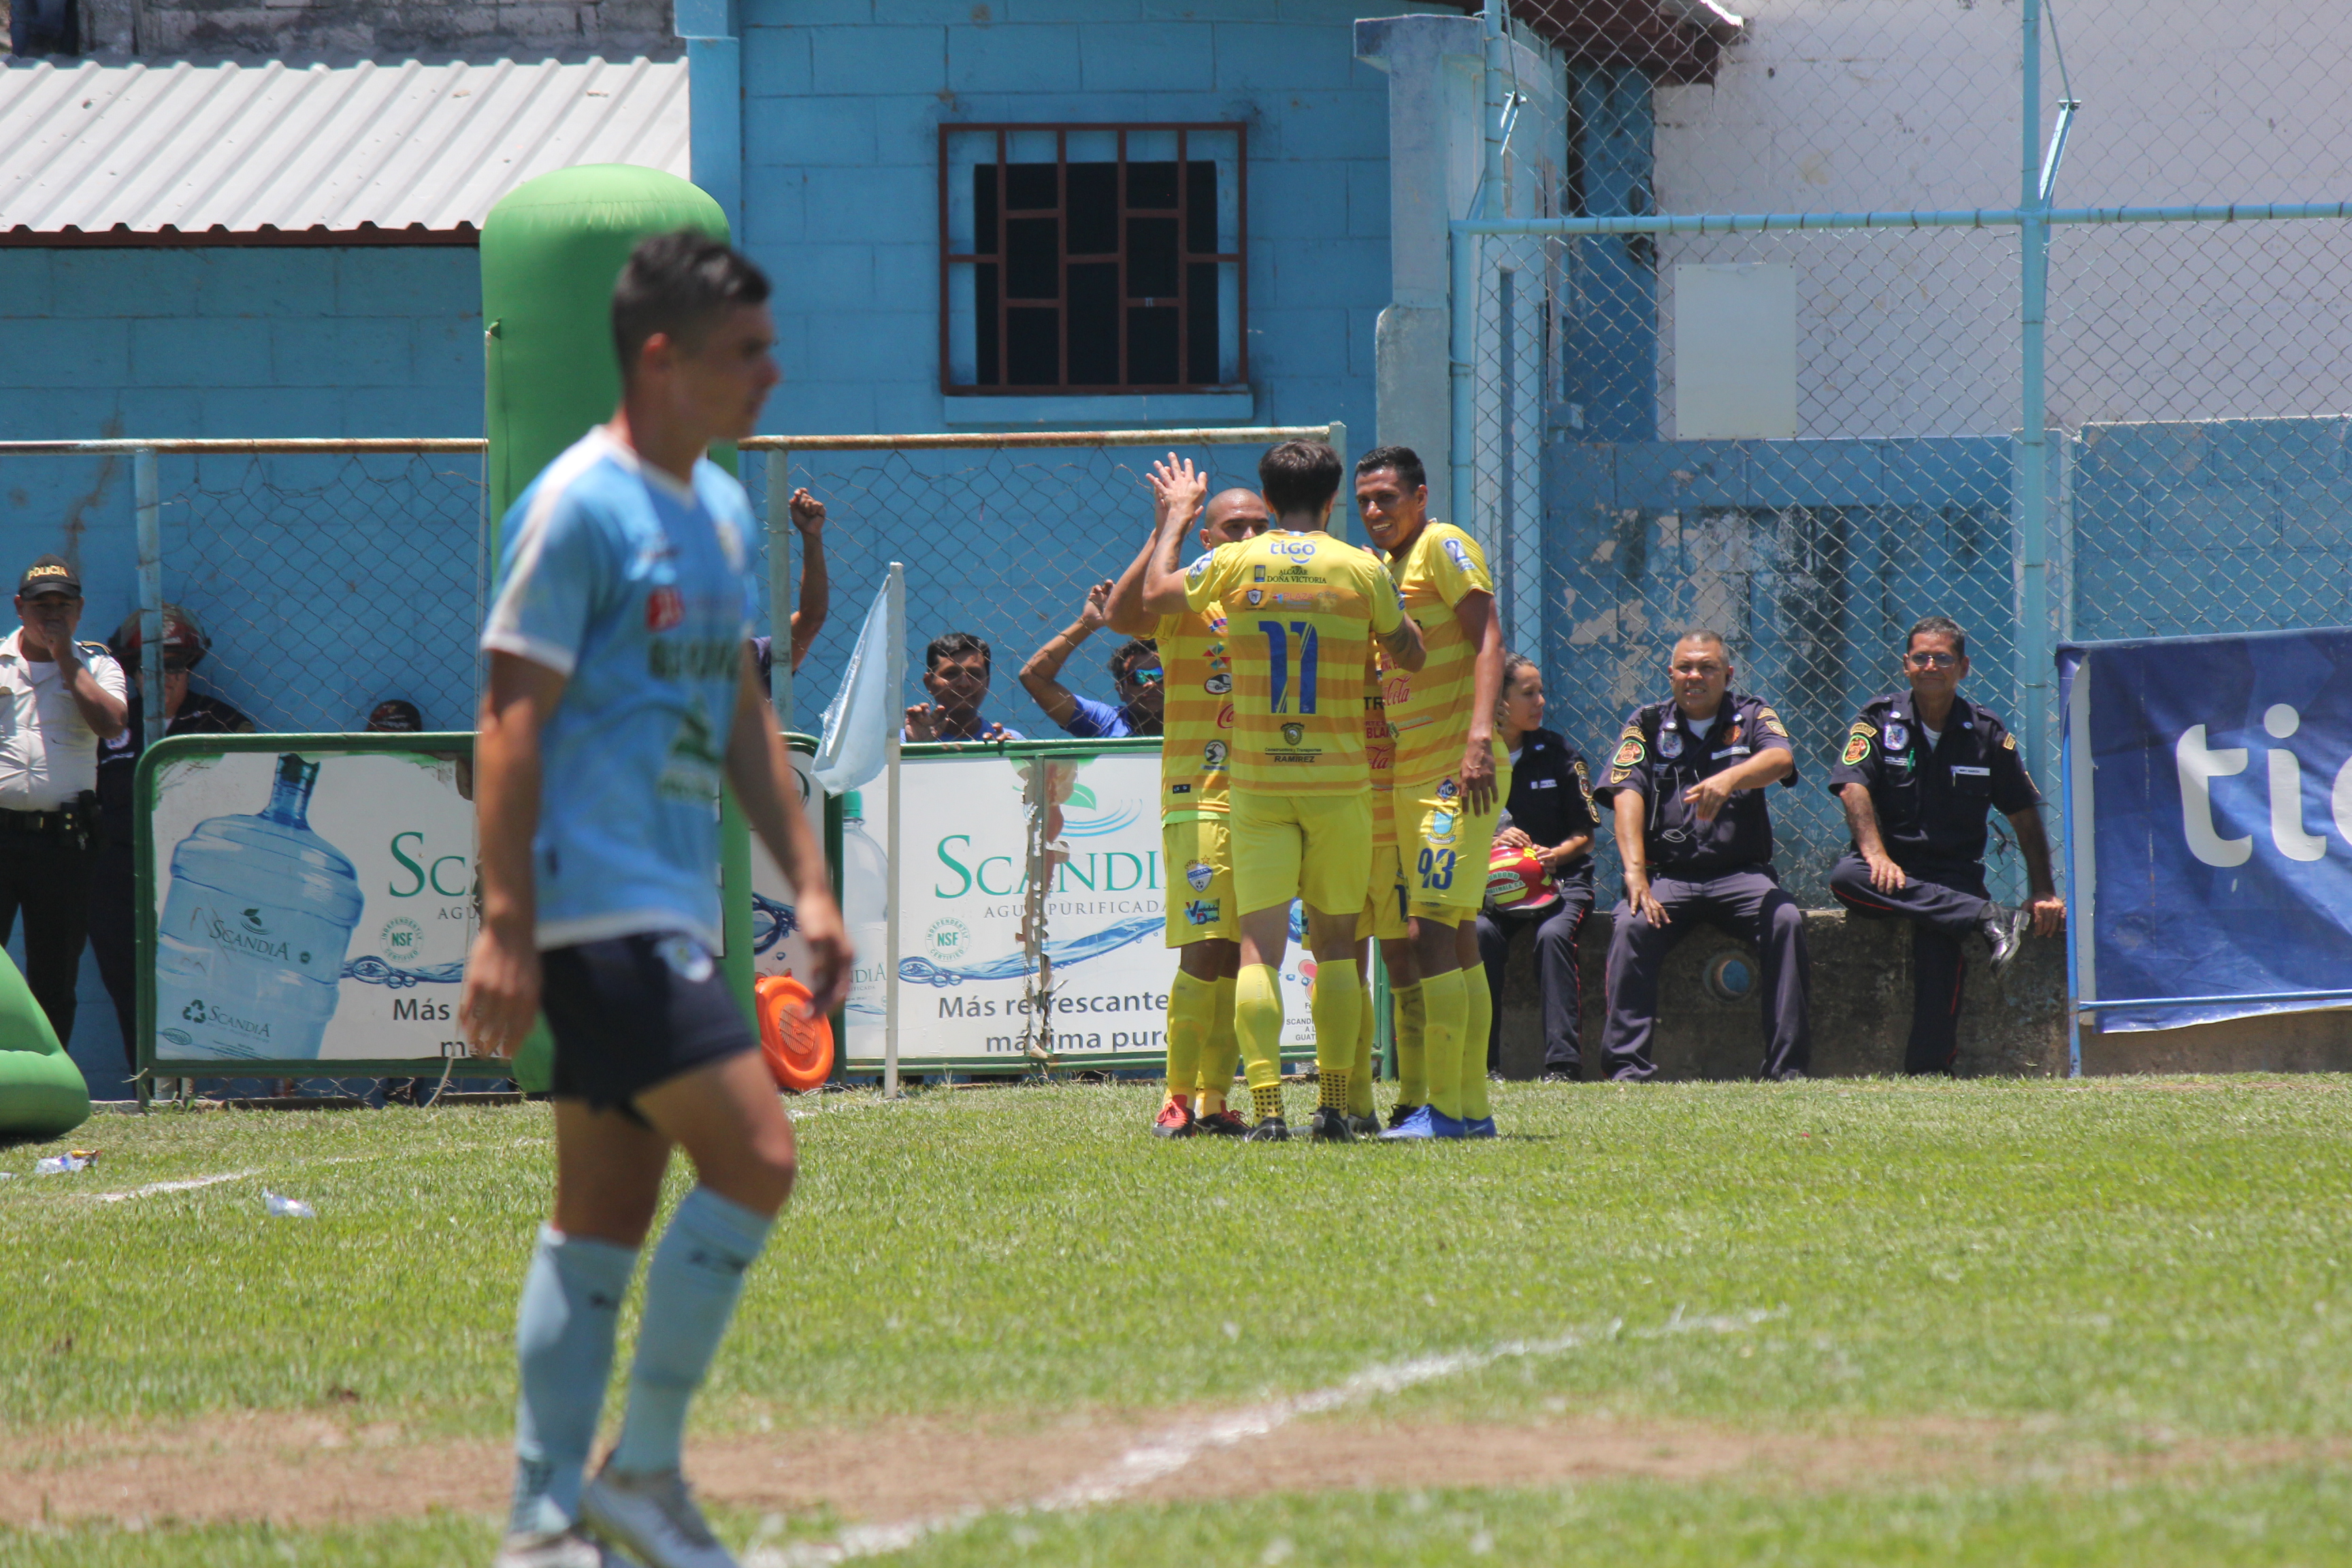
top-left (2062, 627), bottom-right (2352, 1031)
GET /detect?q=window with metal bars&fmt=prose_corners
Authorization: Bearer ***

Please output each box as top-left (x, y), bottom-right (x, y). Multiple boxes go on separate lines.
top-left (940, 124), bottom-right (1246, 395)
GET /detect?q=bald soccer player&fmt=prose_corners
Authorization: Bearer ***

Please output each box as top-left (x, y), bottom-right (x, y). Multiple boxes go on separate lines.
top-left (1107, 482), bottom-right (1273, 1135)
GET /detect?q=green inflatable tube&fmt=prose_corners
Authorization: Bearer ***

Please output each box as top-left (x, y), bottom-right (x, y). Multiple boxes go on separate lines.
top-left (0, 945), bottom-right (91, 1140)
top-left (480, 164), bottom-right (753, 1093)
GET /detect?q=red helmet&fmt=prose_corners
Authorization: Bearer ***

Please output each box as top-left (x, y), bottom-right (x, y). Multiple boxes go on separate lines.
top-left (1485, 842), bottom-right (1558, 914)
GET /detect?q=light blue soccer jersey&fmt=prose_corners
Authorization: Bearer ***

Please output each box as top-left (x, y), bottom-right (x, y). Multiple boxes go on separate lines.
top-left (482, 427), bottom-right (756, 951)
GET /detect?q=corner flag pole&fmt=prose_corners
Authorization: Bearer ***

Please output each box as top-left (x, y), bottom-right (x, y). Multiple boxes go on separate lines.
top-left (883, 561), bottom-right (906, 1099)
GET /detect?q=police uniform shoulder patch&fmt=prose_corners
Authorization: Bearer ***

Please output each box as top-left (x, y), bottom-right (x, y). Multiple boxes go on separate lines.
top-left (1610, 730), bottom-right (1646, 776)
top-left (1759, 705), bottom-right (1791, 739)
top-left (1840, 723), bottom-right (1875, 767)
top-left (2002, 732), bottom-right (2017, 751)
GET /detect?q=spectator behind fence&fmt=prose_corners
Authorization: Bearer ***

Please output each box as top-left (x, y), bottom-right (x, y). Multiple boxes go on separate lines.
top-left (1475, 654), bottom-right (1600, 1081)
top-left (1017, 580), bottom-right (1165, 738)
top-left (0, 556), bottom-right (129, 1051)
top-left (91, 604), bottom-right (252, 1071)
top-left (903, 630), bottom-right (1023, 742)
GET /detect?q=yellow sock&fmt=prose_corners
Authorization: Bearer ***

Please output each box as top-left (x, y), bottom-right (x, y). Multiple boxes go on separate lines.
top-left (1392, 981), bottom-right (1426, 1108)
top-left (1235, 963), bottom-right (1285, 1105)
top-left (1348, 984), bottom-right (1376, 1117)
top-left (1195, 975), bottom-right (1240, 1111)
top-left (1165, 968), bottom-right (1213, 1099)
top-left (1309, 959), bottom-right (1359, 1075)
top-left (1460, 961), bottom-right (1492, 1122)
top-left (1420, 968), bottom-right (1467, 1121)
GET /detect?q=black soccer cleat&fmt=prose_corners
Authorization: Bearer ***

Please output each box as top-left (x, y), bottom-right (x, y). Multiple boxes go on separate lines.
top-left (1308, 1106), bottom-right (1356, 1143)
top-left (1194, 1107), bottom-right (1249, 1138)
top-left (1243, 1115), bottom-right (1290, 1143)
top-left (1343, 1111), bottom-right (1382, 1139)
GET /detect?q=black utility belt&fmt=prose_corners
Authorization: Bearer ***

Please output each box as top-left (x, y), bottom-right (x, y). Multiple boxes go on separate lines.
top-left (0, 799), bottom-right (95, 835)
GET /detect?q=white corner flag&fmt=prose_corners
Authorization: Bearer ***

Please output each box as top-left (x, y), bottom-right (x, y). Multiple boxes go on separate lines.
top-left (812, 566), bottom-right (905, 798)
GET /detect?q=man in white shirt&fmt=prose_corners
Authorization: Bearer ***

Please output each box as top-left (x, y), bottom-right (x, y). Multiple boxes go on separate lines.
top-left (0, 553), bottom-right (128, 1046)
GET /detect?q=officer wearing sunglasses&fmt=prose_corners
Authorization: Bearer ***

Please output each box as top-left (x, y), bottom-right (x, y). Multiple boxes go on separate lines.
top-left (1017, 578), bottom-right (1166, 738)
top-left (1827, 615), bottom-right (2063, 1075)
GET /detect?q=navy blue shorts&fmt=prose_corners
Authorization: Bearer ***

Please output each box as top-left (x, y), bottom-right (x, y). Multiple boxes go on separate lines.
top-left (542, 932), bottom-right (755, 1122)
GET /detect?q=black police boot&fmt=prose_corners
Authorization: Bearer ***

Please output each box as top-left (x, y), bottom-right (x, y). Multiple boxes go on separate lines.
top-left (1978, 903), bottom-right (2026, 975)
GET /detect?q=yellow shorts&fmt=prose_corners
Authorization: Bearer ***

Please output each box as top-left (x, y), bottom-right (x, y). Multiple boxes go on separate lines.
top-left (1400, 761), bottom-right (1512, 922)
top-left (1162, 815), bottom-right (1237, 946)
top-left (1230, 789), bottom-right (1373, 917)
top-left (1360, 842), bottom-right (1409, 942)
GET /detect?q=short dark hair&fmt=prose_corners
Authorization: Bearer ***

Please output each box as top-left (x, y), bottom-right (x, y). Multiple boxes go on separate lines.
top-left (1673, 628), bottom-right (1730, 657)
top-left (926, 631), bottom-right (992, 674)
top-left (1109, 637), bottom-right (1158, 684)
top-left (610, 229), bottom-right (772, 383)
top-left (1354, 445), bottom-right (1427, 494)
top-left (1258, 440), bottom-right (1343, 517)
top-left (1906, 615), bottom-right (1967, 658)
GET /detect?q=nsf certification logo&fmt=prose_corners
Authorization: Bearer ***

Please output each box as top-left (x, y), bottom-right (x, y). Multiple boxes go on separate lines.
top-left (380, 916), bottom-right (424, 961)
top-left (926, 917), bottom-right (973, 962)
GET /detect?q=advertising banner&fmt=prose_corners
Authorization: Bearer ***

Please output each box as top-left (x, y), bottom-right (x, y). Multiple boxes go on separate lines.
top-left (2062, 627), bottom-right (2352, 1031)
top-left (749, 739), bottom-right (1324, 1071)
top-left (141, 734), bottom-right (489, 1071)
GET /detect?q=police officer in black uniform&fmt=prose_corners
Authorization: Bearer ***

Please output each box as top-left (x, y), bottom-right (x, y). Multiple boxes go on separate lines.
top-left (1593, 630), bottom-right (1810, 1081)
top-left (1827, 615), bottom-right (2063, 1075)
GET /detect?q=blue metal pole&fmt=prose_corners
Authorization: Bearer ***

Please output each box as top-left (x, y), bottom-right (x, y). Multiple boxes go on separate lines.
top-left (2019, 0), bottom-right (2054, 816)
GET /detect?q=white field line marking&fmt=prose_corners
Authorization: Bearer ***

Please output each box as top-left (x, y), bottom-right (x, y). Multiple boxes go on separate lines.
top-left (80, 1169), bottom-right (261, 1203)
top-left (751, 1306), bottom-right (1780, 1567)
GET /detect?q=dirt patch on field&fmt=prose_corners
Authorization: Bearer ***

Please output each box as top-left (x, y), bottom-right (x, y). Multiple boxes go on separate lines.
top-left (7, 1408), bottom-right (2347, 1533)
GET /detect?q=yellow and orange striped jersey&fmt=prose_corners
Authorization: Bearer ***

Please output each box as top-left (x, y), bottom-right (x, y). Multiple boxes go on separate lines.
top-left (1380, 521), bottom-right (1504, 781)
top-left (1183, 529), bottom-right (1405, 796)
top-left (1154, 593), bottom-right (1234, 819)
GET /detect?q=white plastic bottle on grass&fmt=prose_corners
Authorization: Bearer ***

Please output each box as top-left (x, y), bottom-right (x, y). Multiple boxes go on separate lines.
top-left (154, 755), bottom-right (363, 1060)
top-left (840, 789), bottom-right (889, 1025)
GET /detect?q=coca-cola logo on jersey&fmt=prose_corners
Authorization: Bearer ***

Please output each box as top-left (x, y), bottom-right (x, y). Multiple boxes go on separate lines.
top-left (646, 586), bottom-right (685, 632)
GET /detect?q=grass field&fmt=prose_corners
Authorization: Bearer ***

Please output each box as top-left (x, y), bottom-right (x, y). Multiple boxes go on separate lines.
top-left (3, 1075), bottom-right (2349, 1565)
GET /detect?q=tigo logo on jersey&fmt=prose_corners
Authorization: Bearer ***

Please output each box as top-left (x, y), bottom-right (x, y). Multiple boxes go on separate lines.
top-left (1269, 536), bottom-right (1318, 559)
top-left (645, 586), bottom-right (684, 632)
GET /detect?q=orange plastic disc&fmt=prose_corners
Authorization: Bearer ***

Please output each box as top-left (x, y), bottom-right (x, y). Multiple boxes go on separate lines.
top-left (755, 974), bottom-right (834, 1092)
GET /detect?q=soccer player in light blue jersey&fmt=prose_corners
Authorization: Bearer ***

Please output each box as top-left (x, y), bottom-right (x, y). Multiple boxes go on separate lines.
top-left (461, 231), bottom-right (850, 1568)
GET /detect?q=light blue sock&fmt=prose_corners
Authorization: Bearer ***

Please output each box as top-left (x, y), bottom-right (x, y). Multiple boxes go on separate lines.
top-left (608, 1187), bottom-right (774, 1477)
top-left (510, 1225), bottom-right (637, 1535)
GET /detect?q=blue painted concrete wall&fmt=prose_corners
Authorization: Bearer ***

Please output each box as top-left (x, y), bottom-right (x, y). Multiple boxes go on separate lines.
top-left (736, 0), bottom-right (1399, 722)
top-left (0, 245), bottom-right (483, 1094)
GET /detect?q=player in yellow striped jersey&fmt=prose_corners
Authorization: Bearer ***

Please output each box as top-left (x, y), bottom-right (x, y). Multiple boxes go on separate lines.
top-left (1347, 647), bottom-right (1407, 1136)
top-left (1139, 442), bottom-right (1423, 1143)
top-left (1104, 482), bottom-right (1271, 1138)
top-left (1355, 446), bottom-right (1509, 1141)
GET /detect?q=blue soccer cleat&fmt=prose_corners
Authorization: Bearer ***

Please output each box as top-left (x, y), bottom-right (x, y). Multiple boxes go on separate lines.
top-left (1462, 1115), bottom-right (1499, 1139)
top-left (1379, 1106), bottom-right (1471, 1140)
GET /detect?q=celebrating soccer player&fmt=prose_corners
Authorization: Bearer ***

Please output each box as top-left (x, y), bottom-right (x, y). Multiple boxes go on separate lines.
top-left (462, 231), bottom-right (851, 1568)
top-left (1354, 447), bottom-right (1509, 1141)
top-left (1105, 480), bottom-right (1272, 1136)
top-left (1140, 442), bottom-right (1422, 1142)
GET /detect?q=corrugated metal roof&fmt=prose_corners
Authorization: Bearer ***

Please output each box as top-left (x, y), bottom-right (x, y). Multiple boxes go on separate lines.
top-left (0, 56), bottom-right (689, 242)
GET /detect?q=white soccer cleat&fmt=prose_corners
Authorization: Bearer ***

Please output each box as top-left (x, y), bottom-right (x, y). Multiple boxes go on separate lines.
top-left (581, 1467), bottom-right (738, 1568)
top-left (493, 1528), bottom-right (612, 1568)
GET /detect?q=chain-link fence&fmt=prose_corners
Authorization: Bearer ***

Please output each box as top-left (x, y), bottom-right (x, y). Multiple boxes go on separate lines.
top-left (1457, 0), bottom-right (2352, 906)
top-left (743, 427), bottom-right (1343, 738)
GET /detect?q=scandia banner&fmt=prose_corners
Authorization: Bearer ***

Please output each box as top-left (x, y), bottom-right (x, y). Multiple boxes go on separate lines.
top-left (142, 736), bottom-right (480, 1069)
top-left (751, 740), bottom-right (1324, 1069)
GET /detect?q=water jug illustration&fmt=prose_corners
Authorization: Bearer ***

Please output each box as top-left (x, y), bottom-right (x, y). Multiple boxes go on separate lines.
top-left (840, 789), bottom-right (889, 1021)
top-left (154, 755), bottom-right (364, 1060)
